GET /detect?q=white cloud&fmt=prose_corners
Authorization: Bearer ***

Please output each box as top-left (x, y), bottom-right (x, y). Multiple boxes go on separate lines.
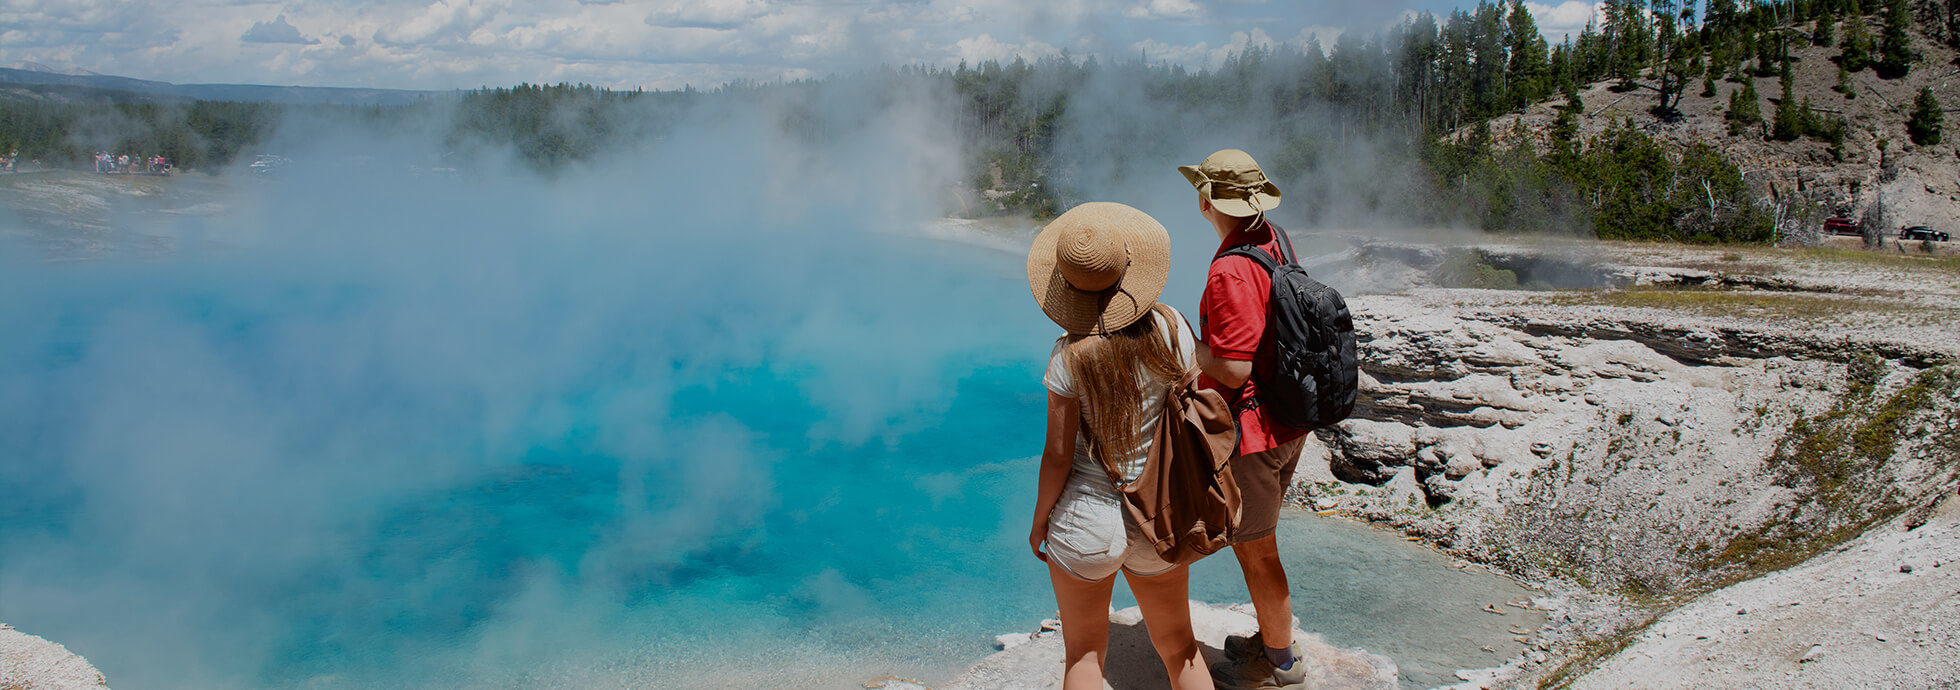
top-left (1206, 28), bottom-right (1274, 68)
top-left (1132, 37), bottom-right (1209, 65)
top-left (645, 0), bottom-right (769, 30)
top-left (1123, 0), bottom-right (1202, 20)
top-left (242, 15), bottom-right (318, 45)
top-left (1525, 1), bottom-right (1602, 44)
top-left (952, 33), bottom-right (1059, 65)
top-left (0, 0), bottom-right (1457, 91)
top-left (1292, 25), bottom-right (1343, 54)
top-left (373, 0), bottom-right (511, 47)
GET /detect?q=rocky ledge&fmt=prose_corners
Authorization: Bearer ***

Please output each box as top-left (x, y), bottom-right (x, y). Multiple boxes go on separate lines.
top-left (0, 623), bottom-right (109, 690)
top-left (933, 601), bottom-right (1397, 690)
top-left (1300, 241), bottom-right (1960, 685)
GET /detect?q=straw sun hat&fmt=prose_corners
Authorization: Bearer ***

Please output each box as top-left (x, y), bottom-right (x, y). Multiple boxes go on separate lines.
top-left (1178, 148), bottom-right (1282, 218)
top-left (1026, 202), bottom-right (1171, 336)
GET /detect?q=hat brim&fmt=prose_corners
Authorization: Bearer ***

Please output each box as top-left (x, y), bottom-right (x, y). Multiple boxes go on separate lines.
top-left (1178, 165), bottom-right (1282, 218)
top-left (1027, 202), bottom-right (1171, 336)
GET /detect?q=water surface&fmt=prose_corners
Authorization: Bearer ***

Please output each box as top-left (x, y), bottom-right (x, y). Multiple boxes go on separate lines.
top-left (0, 168), bottom-right (1536, 690)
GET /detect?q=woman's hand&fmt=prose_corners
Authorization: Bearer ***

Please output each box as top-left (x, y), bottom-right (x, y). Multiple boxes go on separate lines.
top-left (1029, 517), bottom-right (1050, 562)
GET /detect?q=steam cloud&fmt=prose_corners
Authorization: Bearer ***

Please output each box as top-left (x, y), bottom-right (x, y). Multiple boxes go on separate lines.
top-left (1, 55), bottom-right (1439, 688)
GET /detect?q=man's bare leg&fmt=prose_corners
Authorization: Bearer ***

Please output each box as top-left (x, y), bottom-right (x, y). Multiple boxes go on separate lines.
top-left (1232, 535), bottom-right (1292, 650)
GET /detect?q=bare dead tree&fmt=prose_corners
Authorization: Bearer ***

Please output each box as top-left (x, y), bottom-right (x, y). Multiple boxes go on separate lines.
top-left (1860, 187), bottom-right (1890, 249)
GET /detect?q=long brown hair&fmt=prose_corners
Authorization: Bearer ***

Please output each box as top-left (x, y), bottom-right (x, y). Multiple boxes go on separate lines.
top-left (1064, 303), bottom-right (1188, 462)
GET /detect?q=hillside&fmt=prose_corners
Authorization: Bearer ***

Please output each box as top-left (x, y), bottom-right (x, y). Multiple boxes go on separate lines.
top-left (1489, 17), bottom-right (1960, 241)
top-left (0, 66), bottom-right (434, 107)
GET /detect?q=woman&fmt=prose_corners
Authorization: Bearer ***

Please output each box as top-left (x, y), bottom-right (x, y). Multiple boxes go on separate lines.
top-left (1024, 202), bottom-right (1213, 690)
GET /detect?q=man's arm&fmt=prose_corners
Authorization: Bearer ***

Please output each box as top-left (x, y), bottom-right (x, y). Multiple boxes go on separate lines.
top-left (1196, 340), bottom-right (1253, 389)
top-left (1198, 261), bottom-right (1261, 390)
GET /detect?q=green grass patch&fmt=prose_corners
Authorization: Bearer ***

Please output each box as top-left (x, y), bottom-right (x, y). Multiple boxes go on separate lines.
top-left (1789, 246), bottom-right (1960, 273)
top-left (1703, 364), bottom-right (1958, 584)
top-left (1435, 249), bottom-right (1522, 289)
top-left (1540, 616), bottom-right (1658, 689)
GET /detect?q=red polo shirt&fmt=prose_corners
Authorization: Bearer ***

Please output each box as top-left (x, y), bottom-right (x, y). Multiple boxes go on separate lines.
top-left (1198, 219), bottom-right (1310, 456)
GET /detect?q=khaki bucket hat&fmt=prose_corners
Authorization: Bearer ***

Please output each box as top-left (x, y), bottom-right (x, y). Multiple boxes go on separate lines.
top-left (1178, 148), bottom-right (1281, 218)
top-left (1026, 202), bottom-right (1171, 336)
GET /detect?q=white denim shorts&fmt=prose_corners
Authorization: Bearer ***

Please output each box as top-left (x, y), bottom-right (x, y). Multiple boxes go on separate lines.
top-left (1044, 477), bottom-right (1176, 581)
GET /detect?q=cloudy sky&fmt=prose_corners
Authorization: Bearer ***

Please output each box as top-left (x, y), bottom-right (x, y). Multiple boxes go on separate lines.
top-left (0, 0), bottom-right (1602, 91)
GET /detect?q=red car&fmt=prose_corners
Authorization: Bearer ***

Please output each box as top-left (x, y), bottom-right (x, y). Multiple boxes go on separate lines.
top-left (1824, 217), bottom-right (1860, 236)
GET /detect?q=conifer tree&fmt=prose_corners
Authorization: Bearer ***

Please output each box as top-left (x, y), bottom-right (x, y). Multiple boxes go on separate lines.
top-left (1814, 16), bottom-right (1836, 46)
top-left (1772, 60), bottom-right (1803, 140)
top-left (1653, 0), bottom-right (1694, 115)
top-left (1605, 0), bottom-right (1652, 90)
top-left (1908, 86), bottom-right (1944, 144)
top-left (1505, 0), bottom-right (1553, 109)
top-left (1707, 0), bottom-right (1742, 79)
top-left (1835, 63), bottom-right (1856, 97)
top-left (1728, 78), bottom-right (1763, 135)
top-left (1875, 0), bottom-right (1916, 78)
top-left (1947, 0), bottom-right (1960, 50)
top-left (1551, 84), bottom-right (1584, 164)
top-left (1841, 17), bottom-right (1873, 71)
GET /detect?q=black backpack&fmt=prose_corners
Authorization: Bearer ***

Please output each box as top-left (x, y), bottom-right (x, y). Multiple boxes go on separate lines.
top-left (1214, 227), bottom-right (1358, 431)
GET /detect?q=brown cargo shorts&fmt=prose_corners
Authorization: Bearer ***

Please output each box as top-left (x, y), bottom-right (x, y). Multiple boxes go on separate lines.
top-left (1229, 435), bottom-right (1309, 543)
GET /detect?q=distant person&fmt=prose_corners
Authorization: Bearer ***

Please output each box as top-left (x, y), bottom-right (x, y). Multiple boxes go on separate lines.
top-left (1179, 149), bottom-right (1314, 689)
top-left (1025, 202), bottom-right (1214, 690)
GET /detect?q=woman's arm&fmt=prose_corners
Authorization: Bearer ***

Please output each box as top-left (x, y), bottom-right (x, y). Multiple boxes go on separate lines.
top-left (1029, 392), bottom-right (1080, 561)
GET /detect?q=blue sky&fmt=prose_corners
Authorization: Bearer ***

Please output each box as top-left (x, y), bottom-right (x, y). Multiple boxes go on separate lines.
top-left (0, 0), bottom-right (1602, 91)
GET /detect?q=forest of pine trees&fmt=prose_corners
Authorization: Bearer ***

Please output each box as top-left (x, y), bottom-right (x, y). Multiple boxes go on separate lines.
top-left (1, 0), bottom-right (1950, 243)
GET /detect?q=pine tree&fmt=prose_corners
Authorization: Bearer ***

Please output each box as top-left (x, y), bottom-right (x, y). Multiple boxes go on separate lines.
top-left (1755, 28), bottom-right (1778, 76)
top-left (1703, 75), bottom-right (1719, 97)
top-left (1605, 0), bottom-right (1652, 90)
top-left (1708, 0), bottom-right (1742, 80)
top-left (1505, 0), bottom-right (1553, 109)
top-left (1841, 17), bottom-right (1873, 71)
top-left (1653, 0), bottom-right (1693, 116)
top-left (1814, 16), bottom-right (1836, 46)
top-left (1947, 0), bottom-right (1960, 50)
top-left (1728, 78), bottom-right (1763, 135)
top-left (1772, 60), bottom-right (1803, 140)
top-left (1908, 86), bottom-right (1944, 144)
top-left (1875, 0), bottom-right (1916, 78)
top-left (1835, 62), bottom-right (1857, 97)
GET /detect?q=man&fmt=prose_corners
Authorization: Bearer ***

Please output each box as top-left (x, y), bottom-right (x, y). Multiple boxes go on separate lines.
top-left (1179, 149), bottom-right (1313, 689)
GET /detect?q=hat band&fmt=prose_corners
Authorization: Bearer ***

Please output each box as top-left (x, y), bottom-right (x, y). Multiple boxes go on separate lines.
top-left (1202, 176), bottom-right (1270, 197)
top-left (1200, 175), bottom-right (1273, 217)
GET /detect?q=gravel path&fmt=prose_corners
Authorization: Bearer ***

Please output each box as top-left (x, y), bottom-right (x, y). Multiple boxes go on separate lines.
top-left (1577, 492), bottom-right (1960, 688)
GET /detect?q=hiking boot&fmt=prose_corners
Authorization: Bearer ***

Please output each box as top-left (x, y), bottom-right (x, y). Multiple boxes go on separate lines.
top-left (1210, 639), bottom-right (1307, 690)
top-left (1220, 632), bottom-right (1266, 662)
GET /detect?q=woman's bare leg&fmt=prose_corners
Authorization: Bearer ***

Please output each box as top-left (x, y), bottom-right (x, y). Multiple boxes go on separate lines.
top-left (1124, 565), bottom-right (1214, 690)
top-left (1048, 562), bottom-right (1116, 690)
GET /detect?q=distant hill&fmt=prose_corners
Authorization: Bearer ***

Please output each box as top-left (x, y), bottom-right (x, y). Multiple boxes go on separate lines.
top-left (0, 66), bottom-right (437, 106)
top-left (1483, 16), bottom-right (1960, 241)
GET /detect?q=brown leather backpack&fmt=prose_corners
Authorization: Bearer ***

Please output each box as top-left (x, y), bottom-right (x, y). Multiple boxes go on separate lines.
top-left (1091, 371), bottom-right (1243, 566)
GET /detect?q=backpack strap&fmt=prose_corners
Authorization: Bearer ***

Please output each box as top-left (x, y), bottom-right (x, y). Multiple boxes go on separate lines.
top-left (1210, 223), bottom-right (1296, 272)
top-left (1208, 226), bottom-right (1296, 419)
top-left (1271, 224), bottom-right (1299, 264)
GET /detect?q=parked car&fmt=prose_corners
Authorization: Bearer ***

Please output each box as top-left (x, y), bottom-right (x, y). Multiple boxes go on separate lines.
top-left (1824, 217), bottom-right (1860, 236)
top-left (1900, 226), bottom-right (1951, 242)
